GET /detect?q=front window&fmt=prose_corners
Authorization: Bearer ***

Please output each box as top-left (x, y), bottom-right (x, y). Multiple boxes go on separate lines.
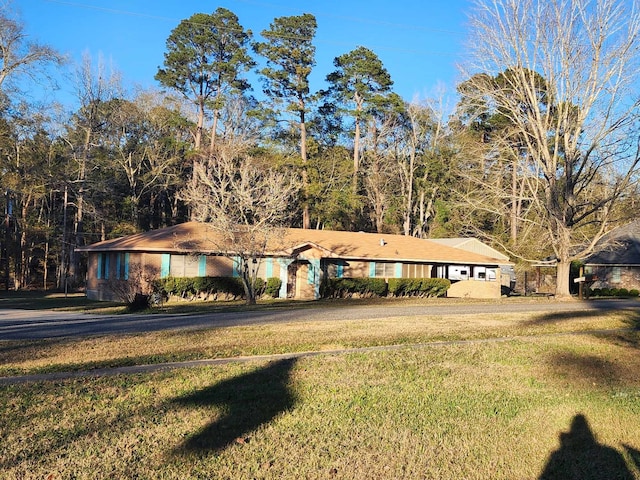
top-left (374, 262), bottom-right (395, 278)
top-left (612, 266), bottom-right (621, 283)
top-left (97, 253), bottom-right (109, 280)
top-left (170, 255), bottom-right (200, 277)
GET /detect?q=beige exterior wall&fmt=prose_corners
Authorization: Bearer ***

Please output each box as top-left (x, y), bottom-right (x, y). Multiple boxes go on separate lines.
top-left (207, 256), bottom-right (234, 277)
top-left (447, 278), bottom-right (501, 299)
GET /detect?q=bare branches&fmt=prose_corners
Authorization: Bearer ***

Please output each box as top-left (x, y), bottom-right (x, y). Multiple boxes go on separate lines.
top-left (459, 0), bottom-right (640, 295)
top-left (0, 4), bottom-right (64, 93)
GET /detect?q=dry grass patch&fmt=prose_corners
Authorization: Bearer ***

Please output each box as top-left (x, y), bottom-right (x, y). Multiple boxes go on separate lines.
top-left (0, 310), bottom-right (636, 376)
top-left (1, 335), bottom-right (639, 479)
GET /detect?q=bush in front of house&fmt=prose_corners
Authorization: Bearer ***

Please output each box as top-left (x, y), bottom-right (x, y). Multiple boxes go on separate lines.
top-left (388, 278), bottom-right (451, 297)
top-left (265, 277), bottom-right (282, 298)
top-left (152, 276), bottom-right (283, 301)
top-left (589, 287), bottom-right (640, 298)
top-left (153, 276), bottom-right (245, 300)
top-left (323, 277), bottom-right (388, 298)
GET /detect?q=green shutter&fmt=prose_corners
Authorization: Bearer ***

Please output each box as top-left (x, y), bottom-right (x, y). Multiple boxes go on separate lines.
top-left (198, 255), bottom-right (206, 276)
top-left (160, 254), bottom-right (170, 278)
top-left (369, 261), bottom-right (376, 278)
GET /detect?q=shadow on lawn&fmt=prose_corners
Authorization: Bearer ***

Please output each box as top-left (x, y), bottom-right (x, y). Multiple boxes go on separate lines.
top-left (539, 414), bottom-right (636, 480)
top-left (171, 357), bottom-right (297, 454)
top-left (524, 299), bottom-right (640, 327)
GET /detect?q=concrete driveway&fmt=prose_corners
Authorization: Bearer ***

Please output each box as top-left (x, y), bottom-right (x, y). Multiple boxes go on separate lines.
top-left (1, 298), bottom-right (638, 341)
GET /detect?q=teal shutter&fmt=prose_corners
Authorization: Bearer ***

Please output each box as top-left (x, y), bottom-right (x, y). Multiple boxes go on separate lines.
top-left (265, 258), bottom-right (273, 278)
top-left (336, 263), bottom-right (343, 278)
top-left (124, 253), bottom-right (130, 280)
top-left (104, 254), bottom-right (110, 279)
top-left (369, 261), bottom-right (376, 278)
top-left (97, 253), bottom-right (103, 279)
top-left (198, 255), bottom-right (206, 276)
top-left (115, 254), bottom-right (121, 279)
top-left (160, 254), bottom-right (170, 278)
top-left (232, 256), bottom-right (241, 277)
top-left (395, 262), bottom-right (402, 278)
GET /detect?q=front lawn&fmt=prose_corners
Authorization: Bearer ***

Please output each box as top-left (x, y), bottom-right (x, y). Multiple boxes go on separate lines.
top-left (0, 306), bottom-right (639, 479)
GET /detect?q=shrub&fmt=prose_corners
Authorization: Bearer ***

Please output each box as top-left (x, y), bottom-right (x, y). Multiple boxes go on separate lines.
top-left (617, 288), bottom-right (630, 297)
top-left (265, 277), bottom-right (282, 298)
top-left (630, 289), bottom-right (640, 297)
top-left (127, 293), bottom-right (150, 312)
top-left (324, 278), bottom-right (388, 298)
top-left (152, 276), bottom-right (245, 300)
top-left (388, 278), bottom-right (450, 297)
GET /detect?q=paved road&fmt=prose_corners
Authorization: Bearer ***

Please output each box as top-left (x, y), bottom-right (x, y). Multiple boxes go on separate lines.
top-left (0, 299), bottom-right (638, 340)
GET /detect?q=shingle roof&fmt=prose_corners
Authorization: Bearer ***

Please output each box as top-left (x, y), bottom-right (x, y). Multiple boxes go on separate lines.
top-left (429, 237), bottom-right (510, 261)
top-left (585, 219), bottom-right (640, 266)
top-left (76, 222), bottom-right (504, 266)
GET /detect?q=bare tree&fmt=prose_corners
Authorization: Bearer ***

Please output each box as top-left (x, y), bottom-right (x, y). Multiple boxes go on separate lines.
top-left (0, 3), bottom-right (64, 94)
top-left (62, 52), bottom-right (122, 283)
top-left (180, 139), bottom-right (301, 305)
top-left (460, 0), bottom-right (640, 296)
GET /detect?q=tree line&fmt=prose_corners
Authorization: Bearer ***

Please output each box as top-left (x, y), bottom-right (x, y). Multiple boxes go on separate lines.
top-left (1, 0), bottom-right (639, 296)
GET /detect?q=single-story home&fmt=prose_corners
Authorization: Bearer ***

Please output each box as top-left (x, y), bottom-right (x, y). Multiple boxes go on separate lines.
top-left (76, 222), bottom-right (511, 301)
top-left (583, 219), bottom-right (640, 290)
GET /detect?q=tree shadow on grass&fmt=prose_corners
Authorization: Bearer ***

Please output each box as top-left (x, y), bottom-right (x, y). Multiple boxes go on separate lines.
top-left (524, 308), bottom-right (640, 328)
top-left (539, 414), bottom-right (635, 480)
top-left (170, 357), bottom-right (297, 454)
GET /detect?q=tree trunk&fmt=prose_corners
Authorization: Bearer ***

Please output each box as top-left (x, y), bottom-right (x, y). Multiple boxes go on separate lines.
top-left (353, 116), bottom-right (361, 195)
top-left (555, 259), bottom-right (571, 297)
top-left (300, 109), bottom-right (310, 229)
top-left (209, 110), bottom-right (219, 152)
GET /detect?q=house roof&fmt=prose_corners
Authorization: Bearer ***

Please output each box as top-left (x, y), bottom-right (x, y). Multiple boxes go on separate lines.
top-left (585, 219), bottom-right (640, 266)
top-left (429, 237), bottom-right (510, 262)
top-left (76, 222), bottom-right (505, 266)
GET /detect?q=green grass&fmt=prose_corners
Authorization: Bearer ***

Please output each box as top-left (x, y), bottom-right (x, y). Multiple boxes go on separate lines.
top-left (1, 293), bottom-right (639, 478)
top-left (1, 308), bottom-right (638, 377)
top-left (0, 291), bottom-right (122, 312)
top-left (1, 334), bottom-right (639, 479)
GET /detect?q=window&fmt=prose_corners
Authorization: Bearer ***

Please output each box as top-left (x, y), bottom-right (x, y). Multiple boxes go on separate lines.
top-left (115, 253), bottom-right (129, 280)
top-left (97, 253), bottom-right (109, 280)
top-left (374, 262), bottom-right (396, 278)
top-left (170, 255), bottom-right (201, 277)
top-left (612, 266), bottom-right (621, 284)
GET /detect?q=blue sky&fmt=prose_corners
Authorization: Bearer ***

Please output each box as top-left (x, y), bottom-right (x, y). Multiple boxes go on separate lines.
top-left (17, 0), bottom-right (472, 108)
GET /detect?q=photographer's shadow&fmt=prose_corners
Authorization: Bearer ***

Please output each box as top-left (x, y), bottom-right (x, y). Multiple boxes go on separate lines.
top-left (539, 414), bottom-right (634, 480)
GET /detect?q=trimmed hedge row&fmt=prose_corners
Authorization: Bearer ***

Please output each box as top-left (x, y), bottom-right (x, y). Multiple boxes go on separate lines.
top-left (323, 278), bottom-right (388, 298)
top-left (589, 287), bottom-right (639, 298)
top-left (152, 276), bottom-right (282, 300)
top-left (388, 278), bottom-right (451, 297)
top-left (323, 277), bottom-right (450, 298)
